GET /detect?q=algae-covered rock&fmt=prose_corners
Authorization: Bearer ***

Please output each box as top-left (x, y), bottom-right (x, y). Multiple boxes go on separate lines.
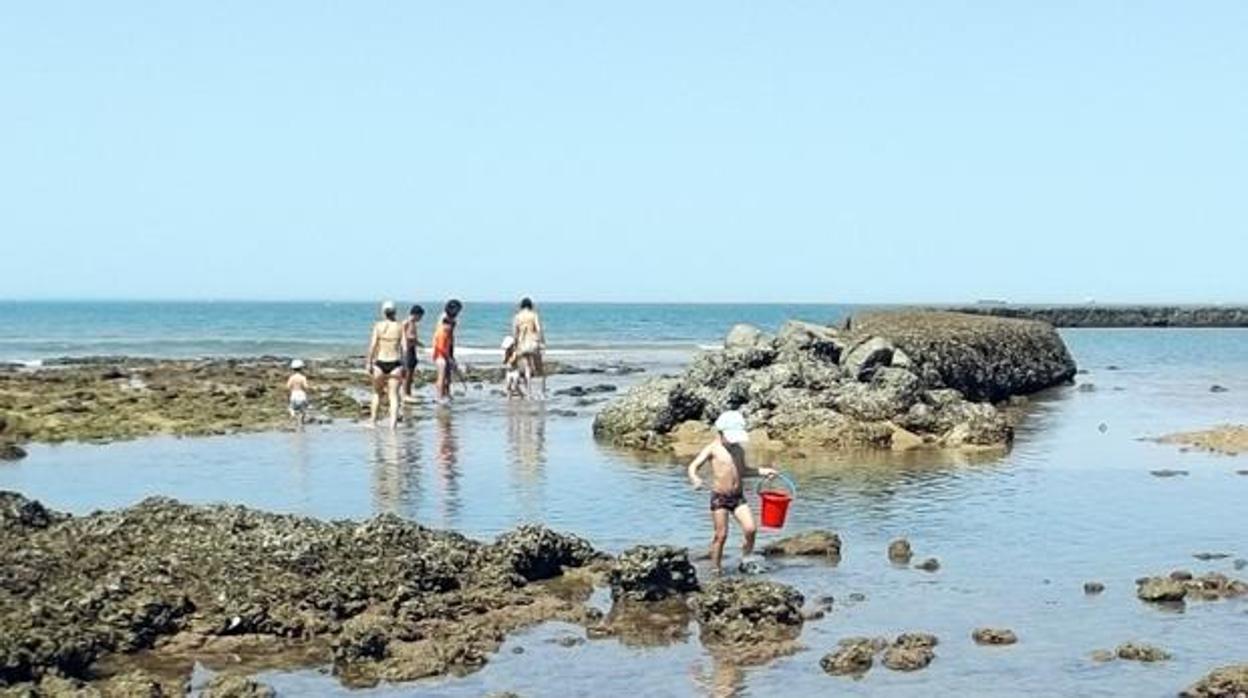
top-left (820, 642), bottom-right (875, 677)
top-left (1181, 663), bottom-right (1248, 697)
top-left (0, 493), bottom-right (601, 690)
top-left (689, 579), bottom-right (804, 661)
top-left (491, 525), bottom-right (600, 582)
top-left (887, 538), bottom-right (913, 564)
top-left (608, 545), bottom-right (699, 602)
top-left (972, 628), bottom-right (1018, 646)
top-left (761, 531), bottom-right (842, 561)
top-left (594, 310), bottom-right (1073, 454)
top-left (1115, 642), bottom-right (1170, 662)
top-left (1136, 577), bottom-right (1187, 603)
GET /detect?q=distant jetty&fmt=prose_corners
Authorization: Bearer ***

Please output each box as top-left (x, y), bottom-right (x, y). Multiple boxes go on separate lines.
top-left (937, 305), bottom-right (1248, 328)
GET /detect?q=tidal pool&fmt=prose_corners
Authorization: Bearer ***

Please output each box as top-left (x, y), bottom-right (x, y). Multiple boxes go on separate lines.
top-left (3, 330), bottom-right (1247, 696)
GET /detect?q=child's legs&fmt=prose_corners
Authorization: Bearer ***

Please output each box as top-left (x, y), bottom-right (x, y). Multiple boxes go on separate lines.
top-left (386, 375), bottom-right (400, 426)
top-left (370, 370), bottom-right (385, 420)
top-left (434, 359), bottom-right (446, 398)
top-left (709, 508), bottom-right (730, 570)
top-left (732, 504), bottom-right (758, 556)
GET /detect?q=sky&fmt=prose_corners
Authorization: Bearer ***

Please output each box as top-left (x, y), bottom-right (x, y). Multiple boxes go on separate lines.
top-left (2, 2), bottom-right (1246, 303)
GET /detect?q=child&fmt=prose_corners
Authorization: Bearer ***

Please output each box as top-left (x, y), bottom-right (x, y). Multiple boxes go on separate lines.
top-left (501, 336), bottom-right (525, 398)
top-left (401, 305), bottom-right (426, 401)
top-left (432, 299), bottom-right (462, 402)
top-left (286, 359), bottom-right (310, 426)
top-left (687, 410), bottom-right (778, 574)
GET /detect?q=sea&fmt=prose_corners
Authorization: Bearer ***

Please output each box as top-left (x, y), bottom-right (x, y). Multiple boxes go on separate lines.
top-left (2, 300), bottom-right (1247, 697)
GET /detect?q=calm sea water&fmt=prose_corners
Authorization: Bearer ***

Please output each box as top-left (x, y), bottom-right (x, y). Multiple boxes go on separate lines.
top-left (2, 315), bottom-right (1247, 696)
top-left (0, 301), bottom-right (872, 365)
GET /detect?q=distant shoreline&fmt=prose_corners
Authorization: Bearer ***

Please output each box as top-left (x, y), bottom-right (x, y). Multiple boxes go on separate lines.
top-left (937, 305), bottom-right (1248, 328)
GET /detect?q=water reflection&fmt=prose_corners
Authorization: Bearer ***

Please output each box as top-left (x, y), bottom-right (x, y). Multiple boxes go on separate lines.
top-left (369, 430), bottom-right (421, 516)
top-left (434, 408), bottom-right (461, 524)
top-left (691, 657), bottom-right (745, 698)
top-left (506, 403), bottom-right (547, 521)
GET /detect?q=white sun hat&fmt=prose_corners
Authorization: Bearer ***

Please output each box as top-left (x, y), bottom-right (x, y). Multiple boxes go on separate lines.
top-left (290, 359), bottom-right (305, 370)
top-left (381, 300), bottom-right (395, 313)
top-left (714, 410), bottom-right (750, 444)
top-left (501, 336), bottom-right (516, 350)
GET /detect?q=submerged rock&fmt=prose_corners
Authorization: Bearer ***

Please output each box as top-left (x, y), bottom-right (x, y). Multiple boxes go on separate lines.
top-left (1115, 642), bottom-right (1171, 662)
top-left (1181, 663), bottom-right (1248, 697)
top-left (201, 674), bottom-right (277, 698)
top-left (761, 530), bottom-right (842, 561)
top-left (914, 557), bottom-right (941, 572)
top-left (0, 443), bottom-right (26, 461)
top-left (1083, 581), bottom-right (1106, 595)
top-left (594, 311), bottom-right (1075, 454)
top-left (972, 628), bottom-right (1018, 646)
top-left (608, 546), bottom-right (700, 602)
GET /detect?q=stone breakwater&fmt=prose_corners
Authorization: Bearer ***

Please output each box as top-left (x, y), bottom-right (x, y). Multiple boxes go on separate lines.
top-left (0, 493), bottom-right (804, 695)
top-left (593, 311), bottom-right (1076, 453)
top-left (941, 304), bottom-right (1248, 328)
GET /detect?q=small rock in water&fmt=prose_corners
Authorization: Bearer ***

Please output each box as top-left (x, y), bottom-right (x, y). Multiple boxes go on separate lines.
top-left (887, 538), bottom-right (913, 564)
top-left (0, 443), bottom-right (27, 461)
top-left (1171, 570), bottom-right (1194, 581)
top-left (1193, 552), bottom-right (1231, 561)
top-left (1237, 470), bottom-right (1248, 477)
top-left (972, 628), bottom-right (1018, 646)
top-left (1098, 422), bottom-right (1108, 433)
top-left (548, 635), bottom-right (586, 648)
top-left (1234, 559), bottom-right (1248, 571)
top-left (914, 557), bottom-right (941, 572)
top-left (820, 642), bottom-right (875, 677)
top-left (1106, 365), bottom-right (1122, 371)
top-left (738, 558), bottom-right (771, 575)
top-left (882, 646), bottom-right (935, 672)
top-left (1209, 384), bottom-right (1229, 393)
top-left (761, 530), bottom-right (842, 561)
top-left (1136, 577), bottom-right (1188, 603)
top-left (511, 646), bottom-right (525, 654)
top-left (847, 592), bottom-right (867, 603)
top-left (1083, 581), bottom-right (1106, 595)
top-left (1116, 642), bottom-right (1171, 662)
top-left (1078, 383), bottom-right (1097, 393)
top-left (1150, 469), bottom-right (1189, 477)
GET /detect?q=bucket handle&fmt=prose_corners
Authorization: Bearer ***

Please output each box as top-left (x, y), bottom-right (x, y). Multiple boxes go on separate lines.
top-left (755, 473), bottom-right (797, 498)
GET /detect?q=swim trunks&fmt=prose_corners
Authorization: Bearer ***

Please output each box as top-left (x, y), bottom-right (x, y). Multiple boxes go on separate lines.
top-left (403, 345), bottom-right (419, 372)
top-left (710, 489), bottom-right (746, 512)
top-left (374, 360), bottom-right (402, 376)
top-left (289, 390), bottom-right (308, 411)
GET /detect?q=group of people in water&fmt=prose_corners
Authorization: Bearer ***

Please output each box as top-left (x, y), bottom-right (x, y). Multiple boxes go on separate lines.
top-left (285, 298), bottom-right (547, 429)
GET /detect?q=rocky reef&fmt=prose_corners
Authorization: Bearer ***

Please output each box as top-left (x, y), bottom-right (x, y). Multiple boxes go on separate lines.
top-left (593, 311), bottom-right (1076, 454)
top-left (0, 356), bottom-right (637, 448)
top-left (0, 492), bottom-right (606, 692)
top-left (944, 304), bottom-right (1248, 328)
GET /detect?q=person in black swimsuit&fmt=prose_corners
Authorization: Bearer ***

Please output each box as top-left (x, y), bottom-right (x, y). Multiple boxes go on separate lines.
top-left (401, 305), bottom-right (425, 400)
top-left (366, 301), bottom-right (406, 429)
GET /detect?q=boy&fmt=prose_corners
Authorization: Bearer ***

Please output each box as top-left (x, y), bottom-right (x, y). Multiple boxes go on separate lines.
top-left (286, 359), bottom-right (310, 426)
top-left (687, 410), bottom-right (778, 574)
top-left (401, 305), bottom-right (425, 401)
top-left (432, 299), bottom-right (462, 402)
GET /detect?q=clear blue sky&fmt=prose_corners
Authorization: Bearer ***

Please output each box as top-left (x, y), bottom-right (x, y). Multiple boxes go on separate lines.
top-left (2, 2), bottom-right (1245, 303)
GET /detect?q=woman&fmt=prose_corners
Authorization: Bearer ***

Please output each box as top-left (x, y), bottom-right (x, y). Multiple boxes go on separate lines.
top-left (511, 297), bottom-right (546, 400)
top-left (366, 300), bottom-right (405, 428)
top-left (432, 299), bottom-right (463, 402)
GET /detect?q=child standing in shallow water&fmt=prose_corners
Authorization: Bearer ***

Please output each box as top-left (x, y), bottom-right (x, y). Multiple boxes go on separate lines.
top-left (286, 359), bottom-right (310, 426)
top-left (687, 410), bottom-right (778, 574)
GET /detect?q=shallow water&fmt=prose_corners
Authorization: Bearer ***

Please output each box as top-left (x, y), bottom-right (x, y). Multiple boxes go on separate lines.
top-left (3, 329), bottom-right (1248, 696)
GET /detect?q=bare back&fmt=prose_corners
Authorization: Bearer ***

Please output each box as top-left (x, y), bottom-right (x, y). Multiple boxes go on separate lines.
top-left (373, 320), bottom-right (403, 362)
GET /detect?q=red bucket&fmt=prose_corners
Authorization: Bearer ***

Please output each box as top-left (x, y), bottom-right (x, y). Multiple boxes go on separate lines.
top-left (756, 474), bottom-right (796, 529)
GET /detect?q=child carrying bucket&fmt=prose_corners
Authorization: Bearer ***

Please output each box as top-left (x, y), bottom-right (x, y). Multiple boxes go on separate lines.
top-left (687, 410), bottom-right (780, 574)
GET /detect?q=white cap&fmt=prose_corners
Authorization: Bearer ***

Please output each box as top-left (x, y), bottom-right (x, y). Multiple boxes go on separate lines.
top-left (381, 300), bottom-right (395, 313)
top-left (290, 359), bottom-right (305, 370)
top-left (714, 410), bottom-right (750, 444)
top-left (501, 336), bottom-right (516, 350)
